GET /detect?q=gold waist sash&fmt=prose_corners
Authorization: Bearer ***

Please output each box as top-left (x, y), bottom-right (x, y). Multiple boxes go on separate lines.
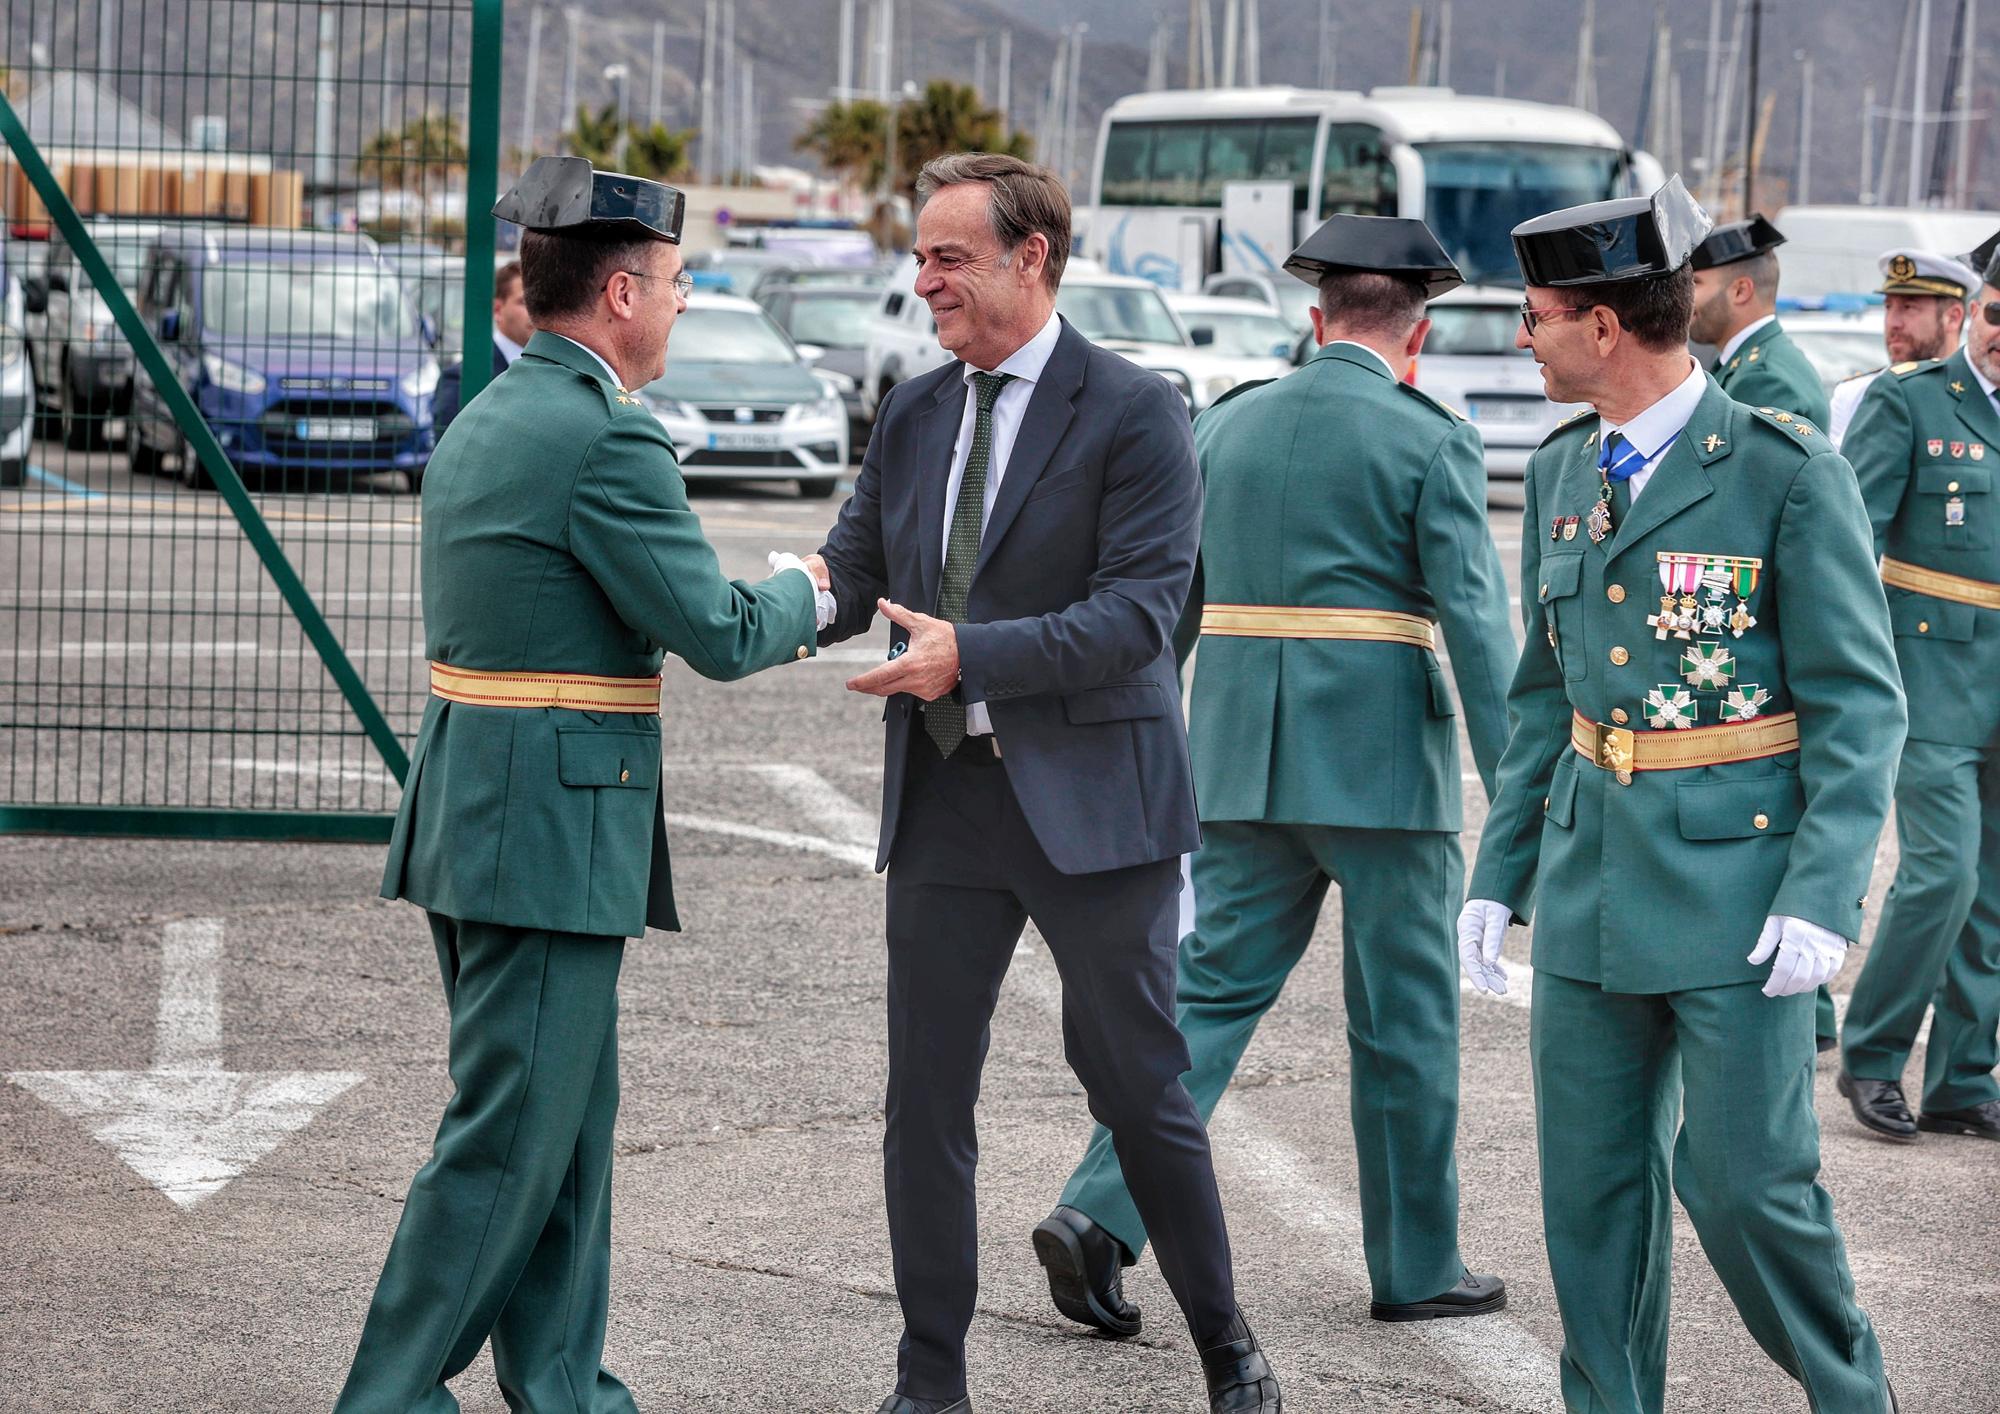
top-left (1881, 556), bottom-right (2000, 611)
top-left (429, 662), bottom-right (662, 714)
top-left (1570, 710), bottom-right (1800, 777)
top-left (1199, 604), bottom-right (1436, 650)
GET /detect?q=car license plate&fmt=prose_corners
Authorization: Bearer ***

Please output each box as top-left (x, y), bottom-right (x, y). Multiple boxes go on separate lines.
top-left (296, 417), bottom-right (377, 441)
top-left (1468, 397), bottom-right (1544, 426)
top-left (707, 429), bottom-right (783, 450)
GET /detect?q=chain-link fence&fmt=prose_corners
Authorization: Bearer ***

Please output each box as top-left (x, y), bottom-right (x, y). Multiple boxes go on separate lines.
top-left (1, 0), bottom-right (501, 837)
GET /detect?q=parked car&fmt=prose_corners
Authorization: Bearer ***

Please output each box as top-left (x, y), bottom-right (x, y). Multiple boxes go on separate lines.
top-left (21, 217), bottom-right (159, 450)
top-left (637, 291), bottom-right (849, 498)
top-left (1200, 270), bottom-right (1315, 335)
top-left (1779, 306), bottom-right (1890, 396)
top-left (0, 243), bottom-right (32, 486)
top-left (684, 247), bottom-right (801, 297)
top-left (755, 282), bottom-right (878, 441)
top-left (381, 244), bottom-right (466, 363)
top-left (1165, 292), bottom-right (1301, 391)
top-left (1058, 272), bottom-right (1277, 413)
top-left (755, 264), bottom-right (894, 294)
top-left (1411, 283), bottom-right (1586, 482)
top-left (125, 228), bottom-right (439, 491)
top-left (860, 258), bottom-right (950, 420)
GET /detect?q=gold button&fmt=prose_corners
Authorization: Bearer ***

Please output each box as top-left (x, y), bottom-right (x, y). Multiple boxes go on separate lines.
top-left (1543, 796), bottom-right (1550, 811)
top-left (1753, 812), bottom-right (1769, 830)
top-left (1918, 621), bottom-right (1930, 633)
top-left (1609, 646), bottom-right (1630, 665)
top-left (619, 768), bottom-right (630, 782)
top-left (796, 645), bottom-right (810, 660)
top-left (1607, 583), bottom-right (1626, 603)
top-left (1539, 583), bottom-right (1548, 598)
top-left (1611, 707), bottom-right (1630, 725)
top-left (1949, 480), bottom-right (1961, 492)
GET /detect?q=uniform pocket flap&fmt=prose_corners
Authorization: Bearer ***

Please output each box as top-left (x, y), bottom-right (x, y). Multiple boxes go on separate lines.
top-left (1918, 465), bottom-right (1991, 494)
top-left (1062, 682), bottom-right (1166, 724)
top-left (556, 728), bottom-right (657, 787)
top-left (1538, 554), bottom-right (1583, 603)
top-left (1544, 754), bottom-right (1579, 828)
top-left (1888, 591), bottom-right (1975, 642)
top-left (1676, 773), bottom-right (1806, 840)
top-left (1424, 658), bottom-right (1456, 717)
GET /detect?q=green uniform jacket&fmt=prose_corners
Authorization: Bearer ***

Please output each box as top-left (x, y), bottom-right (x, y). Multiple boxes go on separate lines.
top-left (1842, 347), bottom-right (2000, 748)
top-left (1715, 318), bottom-right (1832, 431)
top-left (1468, 376), bottom-right (1907, 991)
top-left (380, 331), bottom-right (817, 938)
top-left (1176, 342), bottom-right (1515, 829)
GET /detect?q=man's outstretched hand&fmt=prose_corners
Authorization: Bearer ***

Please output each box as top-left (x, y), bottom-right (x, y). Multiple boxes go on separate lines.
top-left (846, 600), bottom-right (960, 701)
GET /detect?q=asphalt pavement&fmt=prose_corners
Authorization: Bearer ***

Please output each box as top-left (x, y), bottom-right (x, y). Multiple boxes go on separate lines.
top-left (0, 441), bottom-right (1993, 1413)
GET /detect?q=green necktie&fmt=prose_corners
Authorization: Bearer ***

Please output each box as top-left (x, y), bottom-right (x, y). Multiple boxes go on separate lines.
top-left (924, 370), bottom-right (1014, 756)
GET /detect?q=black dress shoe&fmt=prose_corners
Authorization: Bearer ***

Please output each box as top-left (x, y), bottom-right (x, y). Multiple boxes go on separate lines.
top-left (1370, 1272), bottom-right (1508, 1323)
top-left (873, 1396), bottom-right (969, 1414)
top-left (1199, 1309), bottom-right (1281, 1413)
top-left (1917, 1097), bottom-right (2000, 1140)
top-left (1816, 1034), bottom-right (1839, 1055)
top-left (1837, 1070), bottom-right (1920, 1143)
top-left (1031, 1205), bottom-right (1142, 1337)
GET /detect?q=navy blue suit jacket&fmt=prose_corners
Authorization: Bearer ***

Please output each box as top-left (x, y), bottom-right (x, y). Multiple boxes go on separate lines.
top-left (818, 315), bottom-right (1203, 875)
top-left (433, 339), bottom-right (512, 435)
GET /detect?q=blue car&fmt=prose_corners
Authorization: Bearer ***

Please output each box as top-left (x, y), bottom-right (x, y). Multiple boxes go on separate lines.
top-left (126, 228), bottom-right (439, 491)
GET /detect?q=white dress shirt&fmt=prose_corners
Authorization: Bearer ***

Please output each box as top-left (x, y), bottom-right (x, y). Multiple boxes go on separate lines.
top-left (1600, 358), bottom-right (1707, 501)
top-left (940, 309), bottom-right (1064, 735)
top-left (1715, 314), bottom-right (1776, 369)
top-left (495, 329), bottom-right (527, 366)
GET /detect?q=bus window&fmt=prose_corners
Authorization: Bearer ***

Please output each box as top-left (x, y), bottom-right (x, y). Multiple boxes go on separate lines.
top-left (1259, 119), bottom-right (1318, 212)
top-left (1198, 120), bottom-right (1261, 203)
top-left (1152, 123), bottom-right (1205, 207)
top-left (1101, 123), bottom-right (1154, 206)
top-left (1320, 124), bottom-right (1397, 218)
top-left (1418, 142), bottom-right (1621, 287)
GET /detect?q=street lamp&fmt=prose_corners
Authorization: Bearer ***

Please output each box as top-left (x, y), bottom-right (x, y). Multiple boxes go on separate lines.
top-left (604, 63), bottom-right (630, 170)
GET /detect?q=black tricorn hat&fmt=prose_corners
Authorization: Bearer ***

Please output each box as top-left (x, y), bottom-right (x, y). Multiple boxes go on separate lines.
top-left (493, 154), bottom-right (686, 244)
top-left (1690, 213), bottom-right (1786, 270)
top-left (1282, 213), bottom-right (1465, 299)
top-left (1965, 228), bottom-right (2000, 288)
top-left (1510, 175), bottom-right (1713, 287)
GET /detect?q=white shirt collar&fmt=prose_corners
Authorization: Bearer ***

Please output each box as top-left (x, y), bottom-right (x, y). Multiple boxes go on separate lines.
top-left (1603, 358), bottom-right (1707, 460)
top-left (494, 329), bottom-right (526, 365)
top-left (546, 332), bottom-right (625, 389)
top-left (1326, 339), bottom-right (1396, 377)
top-left (1717, 313), bottom-right (1777, 367)
top-left (961, 309), bottom-right (1062, 388)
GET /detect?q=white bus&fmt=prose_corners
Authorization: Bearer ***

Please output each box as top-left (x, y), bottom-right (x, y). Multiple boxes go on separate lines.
top-left (1085, 85), bottom-right (1663, 291)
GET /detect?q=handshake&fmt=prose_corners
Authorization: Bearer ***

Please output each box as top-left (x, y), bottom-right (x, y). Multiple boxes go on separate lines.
top-left (766, 550), bottom-right (962, 702)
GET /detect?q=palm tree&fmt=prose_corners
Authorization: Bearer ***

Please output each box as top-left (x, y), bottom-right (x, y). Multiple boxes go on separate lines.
top-left (356, 110), bottom-right (468, 190)
top-left (625, 122), bottom-right (697, 181)
top-left (893, 81), bottom-right (1032, 192)
top-left (796, 99), bottom-right (890, 191)
top-left (563, 102), bottom-right (624, 167)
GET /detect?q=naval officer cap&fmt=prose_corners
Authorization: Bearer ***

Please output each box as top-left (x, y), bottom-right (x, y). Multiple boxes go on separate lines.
top-left (493, 154), bottom-right (686, 244)
top-left (1281, 213), bottom-right (1465, 299)
top-left (1690, 213), bottom-right (1785, 270)
top-left (1510, 174), bottom-right (1713, 287)
top-left (1875, 247), bottom-right (1978, 300)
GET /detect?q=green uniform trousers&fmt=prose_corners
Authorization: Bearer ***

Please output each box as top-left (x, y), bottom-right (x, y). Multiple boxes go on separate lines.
top-left (1060, 821), bottom-right (1466, 1306)
top-left (1842, 738), bottom-right (2000, 1112)
top-left (335, 916), bottom-right (637, 1414)
top-left (1533, 972), bottom-right (1888, 1414)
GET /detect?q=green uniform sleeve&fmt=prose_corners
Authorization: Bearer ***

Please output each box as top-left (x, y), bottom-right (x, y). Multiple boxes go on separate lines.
top-left (1414, 419), bottom-right (1517, 799)
top-left (1766, 451), bottom-right (1908, 939)
top-left (1841, 372), bottom-right (1915, 553)
top-left (1726, 357), bottom-right (1833, 434)
top-left (1465, 455), bottom-right (1573, 921)
top-left (567, 411), bottom-right (817, 681)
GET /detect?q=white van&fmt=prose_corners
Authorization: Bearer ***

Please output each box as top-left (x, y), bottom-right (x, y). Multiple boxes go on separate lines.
top-left (1772, 205), bottom-right (1996, 298)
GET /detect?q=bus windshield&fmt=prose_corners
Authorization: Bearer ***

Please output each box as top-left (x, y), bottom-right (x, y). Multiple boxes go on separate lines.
top-left (1418, 142), bottom-right (1623, 287)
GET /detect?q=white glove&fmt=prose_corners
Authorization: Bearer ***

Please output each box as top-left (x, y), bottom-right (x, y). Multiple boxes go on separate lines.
top-left (767, 551), bottom-right (837, 630)
top-left (1457, 898), bottom-right (1513, 995)
top-left (1748, 914), bottom-right (1850, 998)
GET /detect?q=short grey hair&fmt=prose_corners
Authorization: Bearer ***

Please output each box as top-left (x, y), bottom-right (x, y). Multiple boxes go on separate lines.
top-left (915, 152), bottom-right (1071, 291)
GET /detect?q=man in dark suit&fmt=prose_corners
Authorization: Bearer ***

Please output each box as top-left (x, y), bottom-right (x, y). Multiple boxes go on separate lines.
top-left (433, 259), bottom-right (530, 434)
top-left (814, 153), bottom-right (1281, 1414)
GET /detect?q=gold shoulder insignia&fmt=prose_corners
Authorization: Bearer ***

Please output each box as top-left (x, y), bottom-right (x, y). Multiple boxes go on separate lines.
top-left (1951, 380), bottom-right (1967, 395)
top-left (1838, 366), bottom-right (1886, 384)
top-left (1891, 361), bottom-right (1922, 374)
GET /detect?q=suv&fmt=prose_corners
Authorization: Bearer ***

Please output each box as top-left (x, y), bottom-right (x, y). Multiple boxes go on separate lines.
top-left (861, 257), bottom-right (949, 421)
top-left (1411, 284), bottom-right (1586, 484)
top-left (126, 229), bottom-right (439, 491)
top-left (0, 244), bottom-right (31, 486)
top-left (1200, 270), bottom-right (1314, 336)
top-left (22, 217), bottom-right (160, 450)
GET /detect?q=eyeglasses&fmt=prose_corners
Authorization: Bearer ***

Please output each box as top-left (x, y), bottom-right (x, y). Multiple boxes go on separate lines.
top-left (1980, 299), bottom-right (2000, 327)
top-left (1519, 303), bottom-right (1586, 335)
top-left (609, 268), bottom-right (695, 299)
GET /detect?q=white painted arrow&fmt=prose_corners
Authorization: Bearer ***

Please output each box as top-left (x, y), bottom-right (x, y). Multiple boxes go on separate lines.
top-left (7, 919), bottom-right (362, 1208)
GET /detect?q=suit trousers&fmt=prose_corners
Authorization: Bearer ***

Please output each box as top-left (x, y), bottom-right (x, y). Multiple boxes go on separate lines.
top-left (335, 916), bottom-right (636, 1414)
top-left (884, 736), bottom-right (1237, 1400)
top-left (1532, 972), bottom-right (1888, 1414)
top-left (1061, 821), bottom-right (1466, 1305)
top-left (1842, 738), bottom-right (2000, 1113)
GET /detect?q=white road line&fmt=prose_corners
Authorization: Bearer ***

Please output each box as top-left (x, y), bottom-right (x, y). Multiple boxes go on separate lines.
top-left (214, 758), bottom-right (399, 787)
top-left (661, 812), bottom-right (877, 871)
top-left (741, 764), bottom-right (880, 849)
top-left (157, 920), bottom-right (224, 1071)
top-left (10, 589), bottom-right (421, 605)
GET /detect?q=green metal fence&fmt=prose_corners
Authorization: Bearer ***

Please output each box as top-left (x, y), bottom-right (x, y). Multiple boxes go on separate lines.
top-left (1, 0), bottom-right (502, 839)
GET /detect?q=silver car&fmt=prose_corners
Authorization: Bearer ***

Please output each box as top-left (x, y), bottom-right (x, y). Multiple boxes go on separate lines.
top-left (1412, 284), bottom-right (1586, 483)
